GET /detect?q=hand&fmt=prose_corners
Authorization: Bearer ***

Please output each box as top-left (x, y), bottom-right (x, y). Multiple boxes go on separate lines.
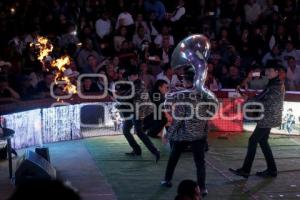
top-left (242, 94), bottom-right (248, 101)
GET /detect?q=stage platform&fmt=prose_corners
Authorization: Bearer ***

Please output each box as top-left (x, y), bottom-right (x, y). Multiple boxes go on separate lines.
top-left (1, 132), bottom-right (300, 200)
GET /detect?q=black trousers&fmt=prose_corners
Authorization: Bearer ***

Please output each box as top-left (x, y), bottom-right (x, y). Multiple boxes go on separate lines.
top-left (123, 119), bottom-right (158, 155)
top-left (143, 113), bottom-right (168, 137)
top-left (164, 139), bottom-right (206, 189)
top-left (242, 126), bottom-right (277, 173)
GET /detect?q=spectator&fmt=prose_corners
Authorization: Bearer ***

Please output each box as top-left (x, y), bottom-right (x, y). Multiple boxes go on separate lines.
top-left (174, 180), bottom-right (202, 200)
top-left (113, 26), bottom-right (128, 52)
top-left (95, 11), bottom-right (112, 39)
top-left (134, 13), bottom-right (150, 35)
top-left (144, 0), bottom-right (166, 21)
top-left (115, 6), bottom-right (134, 32)
top-left (154, 24), bottom-right (174, 48)
top-left (221, 65), bottom-right (243, 89)
top-left (0, 78), bottom-right (20, 102)
top-left (286, 56), bottom-right (300, 90)
top-left (156, 63), bottom-right (181, 91)
top-left (262, 44), bottom-right (281, 66)
top-left (281, 40), bottom-right (299, 68)
top-left (82, 55), bottom-right (104, 74)
top-left (77, 39), bottom-right (103, 70)
top-left (244, 0), bottom-right (262, 25)
top-left (240, 65), bottom-right (268, 90)
top-left (139, 62), bottom-right (155, 91)
top-left (81, 77), bottom-right (100, 94)
top-left (132, 25), bottom-right (151, 49)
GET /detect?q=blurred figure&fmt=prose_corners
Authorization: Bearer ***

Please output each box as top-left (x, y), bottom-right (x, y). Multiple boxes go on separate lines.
top-left (143, 79), bottom-right (169, 138)
top-left (8, 179), bottom-right (81, 200)
top-left (0, 78), bottom-right (20, 102)
top-left (281, 108), bottom-right (295, 134)
top-left (240, 65), bottom-right (268, 90)
top-left (286, 56), bottom-right (300, 91)
top-left (139, 62), bottom-right (155, 91)
top-left (156, 64), bottom-right (181, 91)
top-left (175, 180), bottom-right (201, 200)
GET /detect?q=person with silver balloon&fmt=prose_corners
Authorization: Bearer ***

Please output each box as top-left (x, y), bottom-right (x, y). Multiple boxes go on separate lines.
top-left (160, 35), bottom-right (218, 198)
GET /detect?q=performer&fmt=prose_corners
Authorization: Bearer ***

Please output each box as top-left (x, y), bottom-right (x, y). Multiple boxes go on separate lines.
top-left (160, 68), bottom-right (217, 197)
top-left (143, 79), bottom-right (170, 138)
top-left (229, 62), bottom-right (285, 178)
top-left (116, 67), bottom-right (160, 162)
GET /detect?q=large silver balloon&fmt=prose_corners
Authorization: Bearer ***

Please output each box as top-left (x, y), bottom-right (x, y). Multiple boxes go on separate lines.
top-left (171, 34), bottom-right (218, 102)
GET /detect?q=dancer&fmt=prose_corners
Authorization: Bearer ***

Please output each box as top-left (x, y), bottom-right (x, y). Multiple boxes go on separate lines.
top-left (229, 62), bottom-right (285, 178)
top-left (116, 67), bottom-right (160, 162)
top-left (161, 68), bottom-right (217, 197)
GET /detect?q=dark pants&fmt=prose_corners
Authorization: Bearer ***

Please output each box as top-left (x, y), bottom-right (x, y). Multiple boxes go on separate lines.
top-left (164, 140), bottom-right (206, 189)
top-left (123, 119), bottom-right (158, 155)
top-left (242, 126), bottom-right (277, 173)
top-left (143, 113), bottom-right (167, 137)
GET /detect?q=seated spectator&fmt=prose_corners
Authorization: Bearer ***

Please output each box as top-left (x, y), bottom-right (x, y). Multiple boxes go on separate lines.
top-left (0, 78), bottom-right (20, 102)
top-left (281, 40), bottom-right (299, 68)
top-left (205, 62), bottom-right (220, 90)
top-left (174, 180), bottom-right (202, 200)
top-left (36, 72), bottom-right (55, 97)
top-left (59, 23), bottom-right (80, 49)
top-left (146, 12), bottom-right (160, 41)
top-left (240, 65), bottom-right (268, 90)
top-left (139, 62), bottom-right (155, 91)
top-left (81, 77), bottom-right (100, 94)
top-left (157, 36), bottom-right (174, 65)
top-left (117, 40), bottom-right (138, 67)
top-left (144, 0), bottom-right (166, 21)
top-left (154, 24), bottom-right (174, 48)
top-left (156, 63), bottom-right (181, 91)
top-left (82, 55), bottom-right (105, 74)
top-left (262, 44), bottom-right (282, 66)
top-left (95, 11), bottom-right (112, 39)
top-left (132, 25), bottom-right (151, 49)
top-left (115, 7), bottom-right (134, 31)
top-left (113, 26), bottom-right (128, 52)
top-left (17, 75), bottom-right (40, 100)
top-left (77, 39), bottom-right (103, 71)
top-left (134, 13), bottom-right (150, 35)
top-left (244, 0), bottom-right (262, 25)
top-left (8, 179), bottom-right (81, 200)
top-left (221, 65), bottom-right (243, 89)
top-left (286, 56), bottom-right (300, 90)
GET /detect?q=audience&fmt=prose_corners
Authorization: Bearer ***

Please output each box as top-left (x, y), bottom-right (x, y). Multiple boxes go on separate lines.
top-left (0, 0), bottom-right (300, 103)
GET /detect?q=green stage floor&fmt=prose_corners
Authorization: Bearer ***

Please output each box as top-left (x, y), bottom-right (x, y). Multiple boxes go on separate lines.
top-left (84, 132), bottom-right (300, 200)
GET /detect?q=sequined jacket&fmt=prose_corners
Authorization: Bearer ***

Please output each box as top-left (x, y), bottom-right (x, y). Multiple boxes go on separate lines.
top-left (166, 89), bottom-right (218, 141)
top-left (251, 76), bottom-right (285, 128)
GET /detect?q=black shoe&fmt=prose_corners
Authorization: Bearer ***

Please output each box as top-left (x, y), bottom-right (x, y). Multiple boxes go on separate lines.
top-left (255, 169), bottom-right (277, 178)
top-left (229, 168), bottom-right (249, 178)
top-left (155, 151), bottom-right (160, 163)
top-left (160, 180), bottom-right (172, 188)
top-left (125, 151), bottom-right (141, 156)
top-left (201, 188), bottom-right (208, 197)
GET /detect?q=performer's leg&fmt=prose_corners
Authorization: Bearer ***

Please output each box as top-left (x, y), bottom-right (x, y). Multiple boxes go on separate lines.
top-left (242, 126), bottom-right (266, 173)
top-left (123, 119), bottom-right (141, 154)
top-left (259, 128), bottom-right (277, 172)
top-left (191, 139), bottom-right (206, 189)
top-left (133, 119), bottom-right (159, 155)
top-left (164, 141), bottom-right (187, 182)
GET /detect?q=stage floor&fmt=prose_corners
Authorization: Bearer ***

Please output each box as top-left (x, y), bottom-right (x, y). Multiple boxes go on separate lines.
top-left (1, 132), bottom-right (300, 200)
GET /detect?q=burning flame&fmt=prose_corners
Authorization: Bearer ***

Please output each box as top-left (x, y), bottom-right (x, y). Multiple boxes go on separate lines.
top-left (31, 36), bottom-right (77, 95)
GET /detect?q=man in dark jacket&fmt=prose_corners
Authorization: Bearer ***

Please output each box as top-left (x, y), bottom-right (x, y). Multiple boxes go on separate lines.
top-left (229, 62), bottom-right (285, 178)
top-left (116, 68), bottom-right (160, 162)
top-left (160, 69), bottom-right (218, 197)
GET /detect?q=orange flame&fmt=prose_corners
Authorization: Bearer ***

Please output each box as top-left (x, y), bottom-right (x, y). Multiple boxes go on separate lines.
top-left (31, 36), bottom-right (77, 95)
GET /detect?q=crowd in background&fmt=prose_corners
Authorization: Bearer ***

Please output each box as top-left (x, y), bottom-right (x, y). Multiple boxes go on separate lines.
top-left (0, 0), bottom-right (300, 103)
